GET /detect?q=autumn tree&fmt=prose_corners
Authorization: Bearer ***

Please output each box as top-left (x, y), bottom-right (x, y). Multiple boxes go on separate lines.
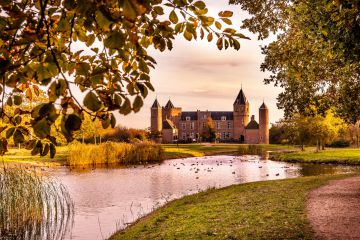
top-left (201, 116), bottom-right (216, 142)
top-left (230, 0), bottom-right (359, 123)
top-left (0, 0), bottom-right (247, 157)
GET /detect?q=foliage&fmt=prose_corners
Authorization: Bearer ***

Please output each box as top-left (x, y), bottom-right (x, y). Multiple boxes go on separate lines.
top-left (269, 122), bottom-right (287, 144)
top-left (327, 139), bottom-right (350, 148)
top-left (0, 168), bottom-right (73, 239)
top-left (0, 0), bottom-right (246, 157)
top-left (101, 126), bottom-right (148, 143)
top-left (349, 121), bottom-right (360, 148)
top-left (230, 0), bottom-right (360, 123)
top-left (201, 116), bottom-right (216, 142)
top-left (279, 110), bottom-right (348, 150)
top-left (68, 141), bottom-right (163, 167)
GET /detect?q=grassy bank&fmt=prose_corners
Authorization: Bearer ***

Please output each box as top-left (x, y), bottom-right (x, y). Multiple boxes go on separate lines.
top-left (68, 142), bottom-right (163, 167)
top-left (271, 148), bottom-right (360, 165)
top-left (111, 174), bottom-right (349, 240)
top-left (162, 144), bottom-right (295, 159)
top-left (0, 146), bottom-right (68, 166)
top-left (0, 168), bottom-right (73, 239)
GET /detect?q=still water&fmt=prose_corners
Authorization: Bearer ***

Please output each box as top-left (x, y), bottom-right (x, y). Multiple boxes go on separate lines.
top-left (48, 155), bottom-right (360, 240)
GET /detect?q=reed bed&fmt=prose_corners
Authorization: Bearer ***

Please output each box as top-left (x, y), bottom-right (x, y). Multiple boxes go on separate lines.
top-left (68, 142), bottom-right (163, 168)
top-left (238, 144), bottom-right (266, 155)
top-left (0, 168), bottom-right (74, 240)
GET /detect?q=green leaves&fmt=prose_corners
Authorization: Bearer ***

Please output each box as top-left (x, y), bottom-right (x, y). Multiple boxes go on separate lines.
top-left (61, 114), bottom-right (82, 142)
top-left (169, 10), bottom-right (178, 24)
top-left (104, 31), bottom-right (125, 50)
top-left (32, 118), bottom-right (51, 139)
top-left (95, 10), bottom-right (112, 31)
top-left (13, 129), bottom-right (24, 145)
top-left (84, 91), bottom-right (102, 112)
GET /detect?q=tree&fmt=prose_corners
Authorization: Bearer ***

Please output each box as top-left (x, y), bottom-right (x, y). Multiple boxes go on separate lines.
top-left (230, 0), bottom-right (359, 123)
top-left (201, 116), bottom-right (216, 142)
top-left (0, 0), bottom-right (247, 157)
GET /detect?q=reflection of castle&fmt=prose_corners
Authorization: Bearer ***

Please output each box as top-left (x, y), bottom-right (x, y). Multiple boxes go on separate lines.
top-left (151, 88), bottom-right (269, 144)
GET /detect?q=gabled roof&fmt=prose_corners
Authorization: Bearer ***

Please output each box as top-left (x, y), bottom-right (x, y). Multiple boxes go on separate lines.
top-left (210, 111), bottom-right (234, 120)
top-left (164, 100), bottom-right (174, 109)
top-left (260, 101), bottom-right (268, 109)
top-left (234, 88), bottom-right (247, 105)
top-left (245, 119), bottom-right (259, 129)
top-left (151, 99), bottom-right (161, 108)
top-left (181, 112), bottom-right (198, 121)
top-left (163, 119), bottom-right (176, 129)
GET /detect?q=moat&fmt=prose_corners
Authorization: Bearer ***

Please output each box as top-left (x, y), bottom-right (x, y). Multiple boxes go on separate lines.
top-left (48, 155), bottom-right (360, 240)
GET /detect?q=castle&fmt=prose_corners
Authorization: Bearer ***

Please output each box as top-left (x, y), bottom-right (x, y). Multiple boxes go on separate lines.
top-left (150, 88), bottom-right (269, 144)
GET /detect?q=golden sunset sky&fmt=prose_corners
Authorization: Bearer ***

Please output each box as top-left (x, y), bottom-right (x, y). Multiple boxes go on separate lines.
top-left (115, 2), bottom-right (284, 129)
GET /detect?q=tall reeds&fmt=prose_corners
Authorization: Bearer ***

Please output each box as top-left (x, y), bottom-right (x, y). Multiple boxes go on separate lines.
top-left (68, 141), bottom-right (163, 168)
top-left (0, 167), bottom-right (74, 240)
top-left (238, 144), bottom-right (265, 155)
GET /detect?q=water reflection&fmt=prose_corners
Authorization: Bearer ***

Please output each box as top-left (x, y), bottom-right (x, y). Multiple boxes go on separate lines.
top-left (48, 155), bottom-right (360, 240)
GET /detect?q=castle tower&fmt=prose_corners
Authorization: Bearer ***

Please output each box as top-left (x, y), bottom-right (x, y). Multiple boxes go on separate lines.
top-left (259, 101), bottom-right (269, 144)
top-left (151, 99), bottom-right (162, 132)
top-left (233, 88), bottom-right (249, 141)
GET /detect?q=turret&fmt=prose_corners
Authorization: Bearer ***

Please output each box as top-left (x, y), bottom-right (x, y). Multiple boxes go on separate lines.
top-left (151, 99), bottom-right (162, 132)
top-left (233, 88), bottom-right (249, 140)
top-left (259, 101), bottom-right (269, 144)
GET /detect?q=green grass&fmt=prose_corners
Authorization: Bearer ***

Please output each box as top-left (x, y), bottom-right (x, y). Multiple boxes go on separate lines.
top-left (272, 148), bottom-right (360, 165)
top-left (110, 174), bottom-right (349, 240)
top-left (0, 146), bottom-right (68, 166)
top-left (162, 144), bottom-right (295, 159)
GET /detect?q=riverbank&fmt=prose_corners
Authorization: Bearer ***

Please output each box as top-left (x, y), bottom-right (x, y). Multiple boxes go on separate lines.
top-left (271, 148), bottom-right (360, 165)
top-left (1, 143), bottom-right (296, 167)
top-left (110, 174), bottom-right (350, 240)
top-left (162, 143), bottom-right (296, 159)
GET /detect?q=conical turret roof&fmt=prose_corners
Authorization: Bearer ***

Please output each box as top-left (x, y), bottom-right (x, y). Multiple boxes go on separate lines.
top-left (164, 99), bottom-right (174, 109)
top-left (234, 88), bottom-right (247, 105)
top-left (151, 99), bottom-right (161, 108)
top-left (260, 101), bottom-right (268, 109)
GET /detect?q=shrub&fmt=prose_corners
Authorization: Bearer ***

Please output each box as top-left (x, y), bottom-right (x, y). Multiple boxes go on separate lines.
top-left (68, 141), bottom-right (163, 168)
top-left (327, 139), bottom-right (351, 148)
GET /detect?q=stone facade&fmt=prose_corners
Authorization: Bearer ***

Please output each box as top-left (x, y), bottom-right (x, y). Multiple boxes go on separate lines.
top-left (150, 88), bottom-right (269, 144)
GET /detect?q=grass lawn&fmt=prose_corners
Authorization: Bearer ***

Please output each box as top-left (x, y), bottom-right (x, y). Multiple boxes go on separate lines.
top-left (0, 146), bottom-right (68, 167)
top-left (162, 143), bottom-right (296, 159)
top-left (110, 174), bottom-right (350, 240)
top-left (272, 148), bottom-right (360, 165)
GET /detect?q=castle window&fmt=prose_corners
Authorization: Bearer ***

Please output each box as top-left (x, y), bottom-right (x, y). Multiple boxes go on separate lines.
top-left (203, 115), bottom-right (207, 119)
top-left (216, 122), bottom-right (220, 129)
top-left (221, 132), bottom-right (226, 139)
top-left (202, 122), bottom-right (206, 128)
top-left (221, 116), bottom-right (226, 121)
top-left (186, 116), bottom-right (191, 121)
top-left (182, 123), bottom-right (186, 130)
top-left (190, 132), bottom-right (194, 138)
top-left (227, 122), bottom-right (232, 129)
top-left (182, 133), bottom-right (186, 140)
top-left (190, 122), bottom-right (194, 130)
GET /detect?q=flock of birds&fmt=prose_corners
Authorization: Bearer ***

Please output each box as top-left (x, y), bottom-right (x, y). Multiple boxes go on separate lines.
top-left (161, 156), bottom-right (285, 179)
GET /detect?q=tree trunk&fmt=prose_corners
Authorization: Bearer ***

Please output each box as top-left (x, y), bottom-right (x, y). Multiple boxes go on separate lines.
top-left (82, 133), bottom-right (84, 144)
top-left (99, 135), bottom-right (102, 144)
top-left (357, 135), bottom-right (359, 148)
top-left (94, 136), bottom-right (97, 145)
top-left (316, 139), bottom-right (320, 152)
top-left (301, 143), bottom-right (305, 151)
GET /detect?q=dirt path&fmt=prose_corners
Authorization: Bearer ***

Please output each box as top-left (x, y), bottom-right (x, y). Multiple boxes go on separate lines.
top-left (307, 176), bottom-right (360, 240)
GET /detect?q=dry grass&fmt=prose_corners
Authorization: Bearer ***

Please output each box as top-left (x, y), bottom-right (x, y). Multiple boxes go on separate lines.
top-left (0, 167), bottom-right (74, 240)
top-left (68, 141), bottom-right (163, 168)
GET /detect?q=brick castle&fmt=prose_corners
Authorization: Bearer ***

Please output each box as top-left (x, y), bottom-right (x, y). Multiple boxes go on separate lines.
top-left (150, 88), bottom-right (269, 144)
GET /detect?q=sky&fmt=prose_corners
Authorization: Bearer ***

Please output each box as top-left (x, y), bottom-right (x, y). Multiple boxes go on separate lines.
top-left (114, 2), bottom-right (284, 129)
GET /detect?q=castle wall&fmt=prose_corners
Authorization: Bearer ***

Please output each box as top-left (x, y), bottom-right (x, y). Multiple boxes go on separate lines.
top-left (259, 107), bottom-right (269, 144)
top-left (233, 102), bottom-right (249, 140)
top-left (151, 108), bottom-right (162, 132)
top-left (162, 128), bottom-right (178, 143)
top-left (245, 129), bottom-right (260, 144)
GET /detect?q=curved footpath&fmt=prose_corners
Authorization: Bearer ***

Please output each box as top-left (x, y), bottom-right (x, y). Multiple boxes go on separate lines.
top-left (307, 176), bottom-right (360, 240)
